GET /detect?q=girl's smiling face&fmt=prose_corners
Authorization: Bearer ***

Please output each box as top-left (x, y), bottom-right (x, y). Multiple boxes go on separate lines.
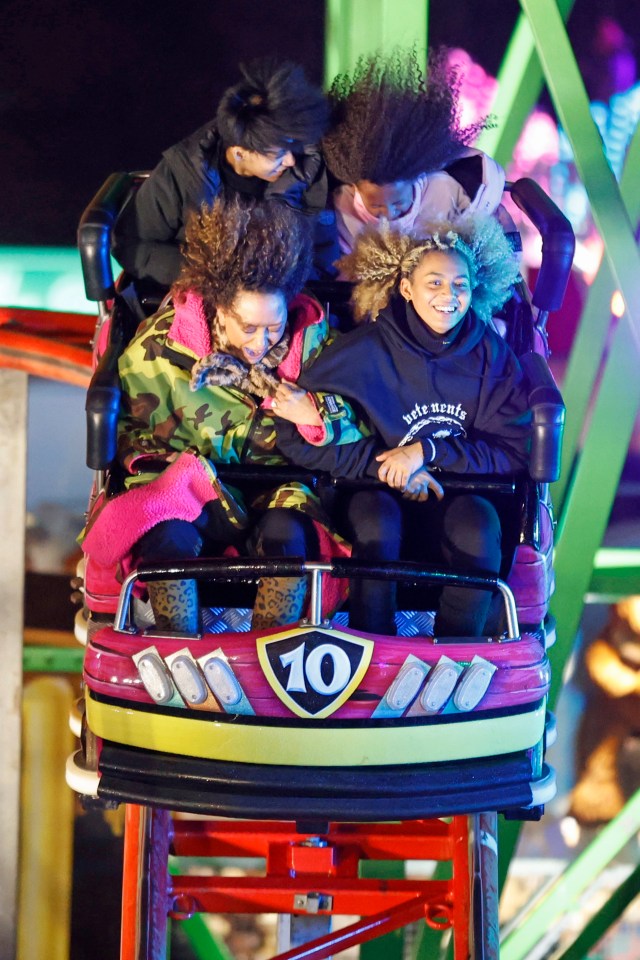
top-left (399, 249), bottom-right (472, 334)
top-left (218, 289), bottom-right (288, 364)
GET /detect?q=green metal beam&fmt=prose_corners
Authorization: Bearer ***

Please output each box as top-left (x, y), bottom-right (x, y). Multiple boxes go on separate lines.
top-left (476, 0), bottom-right (575, 168)
top-left (516, 0), bottom-right (640, 707)
top-left (168, 861), bottom-right (235, 960)
top-left (412, 861), bottom-right (452, 960)
top-left (551, 323), bottom-right (640, 703)
top-left (22, 646), bottom-right (84, 674)
top-left (479, 0), bottom-right (640, 924)
top-left (177, 914), bottom-right (234, 960)
top-left (500, 789), bottom-right (640, 960)
top-left (360, 860), bottom-right (406, 960)
top-left (588, 548), bottom-right (640, 600)
top-left (554, 861), bottom-right (640, 960)
top-left (552, 120), bottom-right (640, 516)
top-left (500, 0), bottom-right (640, 936)
top-left (518, 0), bottom-right (640, 309)
top-left (324, 0), bottom-right (428, 85)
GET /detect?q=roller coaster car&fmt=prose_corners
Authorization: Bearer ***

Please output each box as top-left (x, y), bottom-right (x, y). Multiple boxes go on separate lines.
top-left (67, 172), bottom-right (574, 824)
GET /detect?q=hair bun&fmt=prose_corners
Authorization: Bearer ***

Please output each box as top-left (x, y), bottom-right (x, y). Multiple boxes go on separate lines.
top-left (232, 89), bottom-right (266, 113)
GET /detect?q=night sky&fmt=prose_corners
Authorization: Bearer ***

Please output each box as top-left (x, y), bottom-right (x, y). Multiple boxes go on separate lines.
top-left (1, 0), bottom-right (638, 247)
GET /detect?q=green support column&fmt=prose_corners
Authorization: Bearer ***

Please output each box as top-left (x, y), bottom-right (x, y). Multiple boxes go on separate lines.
top-left (476, 0), bottom-right (574, 168)
top-left (500, 790), bottom-right (640, 960)
top-left (324, 0), bottom-right (428, 83)
top-left (589, 548), bottom-right (640, 599)
top-left (555, 860), bottom-right (640, 960)
top-left (22, 647), bottom-right (84, 673)
top-left (552, 320), bottom-right (640, 706)
top-left (178, 916), bottom-right (234, 960)
top-left (487, 0), bottom-right (640, 909)
top-left (518, 0), bottom-right (640, 704)
top-left (552, 120), bottom-right (640, 516)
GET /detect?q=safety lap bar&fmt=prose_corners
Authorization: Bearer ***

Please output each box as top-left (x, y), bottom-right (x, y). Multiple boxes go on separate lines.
top-left (116, 556), bottom-right (519, 638)
top-left (215, 464), bottom-right (517, 496)
top-left (508, 178), bottom-right (575, 313)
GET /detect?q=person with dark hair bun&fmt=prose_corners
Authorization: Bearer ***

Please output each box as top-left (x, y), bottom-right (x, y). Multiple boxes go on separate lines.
top-left (83, 199), bottom-right (362, 633)
top-left (322, 49), bottom-right (512, 260)
top-left (113, 58), bottom-right (334, 289)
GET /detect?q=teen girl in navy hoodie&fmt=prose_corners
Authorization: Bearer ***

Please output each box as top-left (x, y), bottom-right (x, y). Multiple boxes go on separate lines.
top-left (272, 215), bottom-right (529, 636)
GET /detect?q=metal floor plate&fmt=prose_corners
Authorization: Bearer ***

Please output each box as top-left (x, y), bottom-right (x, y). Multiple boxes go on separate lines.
top-left (201, 607), bottom-right (436, 636)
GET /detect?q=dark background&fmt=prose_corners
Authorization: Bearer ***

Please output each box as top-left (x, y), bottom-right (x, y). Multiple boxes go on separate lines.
top-left (2, 0), bottom-right (639, 247)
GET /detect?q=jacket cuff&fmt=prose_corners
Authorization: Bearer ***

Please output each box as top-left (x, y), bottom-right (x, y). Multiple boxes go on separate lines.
top-left (297, 422), bottom-right (328, 445)
top-left (421, 437), bottom-right (437, 464)
top-left (297, 393), bottom-right (328, 445)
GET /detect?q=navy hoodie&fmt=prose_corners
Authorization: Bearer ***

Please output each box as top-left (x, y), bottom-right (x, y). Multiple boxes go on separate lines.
top-left (276, 295), bottom-right (530, 479)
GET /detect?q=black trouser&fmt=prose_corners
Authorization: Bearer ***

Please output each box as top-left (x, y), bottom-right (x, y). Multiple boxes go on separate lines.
top-left (341, 489), bottom-right (503, 636)
top-left (132, 501), bottom-right (319, 565)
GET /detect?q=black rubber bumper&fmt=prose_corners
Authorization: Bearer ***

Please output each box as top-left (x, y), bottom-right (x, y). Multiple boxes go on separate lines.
top-left (96, 741), bottom-right (545, 821)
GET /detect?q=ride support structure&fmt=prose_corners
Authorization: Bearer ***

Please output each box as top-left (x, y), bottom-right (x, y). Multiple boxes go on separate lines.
top-left (120, 806), bottom-right (500, 960)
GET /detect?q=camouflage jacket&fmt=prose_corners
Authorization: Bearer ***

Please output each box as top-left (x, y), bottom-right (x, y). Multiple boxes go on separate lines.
top-left (117, 291), bottom-right (362, 491)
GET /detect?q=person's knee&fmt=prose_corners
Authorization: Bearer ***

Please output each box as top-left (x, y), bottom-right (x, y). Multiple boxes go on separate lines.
top-left (347, 491), bottom-right (402, 555)
top-left (442, 496), bottom-right (501, 569)
top-left (134, 519), bottom-right (203, 563)
top-left (254, 508), bottom-right (316, 557)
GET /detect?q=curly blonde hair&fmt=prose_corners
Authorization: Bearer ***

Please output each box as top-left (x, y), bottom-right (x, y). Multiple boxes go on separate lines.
top-left (339, 214), bottom-right (520, 323)
top-left (173, 197), bottom-right (313, 315)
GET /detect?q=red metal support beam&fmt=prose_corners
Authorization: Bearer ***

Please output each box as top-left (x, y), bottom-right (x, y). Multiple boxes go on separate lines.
top-left (265, 896), bottom-right (450, 960)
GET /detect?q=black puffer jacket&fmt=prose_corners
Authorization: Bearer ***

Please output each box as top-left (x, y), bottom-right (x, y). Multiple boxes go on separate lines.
top-left (112, 121), bottom-right (335, 285)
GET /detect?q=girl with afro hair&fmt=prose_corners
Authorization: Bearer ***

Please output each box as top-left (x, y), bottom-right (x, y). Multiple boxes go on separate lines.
top-left (272, 213), bottom-right (530, 636)
top-left (322, 49), bottom-right (515, 262)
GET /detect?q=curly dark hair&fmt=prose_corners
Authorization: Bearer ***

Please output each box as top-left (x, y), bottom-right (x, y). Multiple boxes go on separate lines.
top-left (216, 58), bottom-right (329, 153)
top-left (322, 48), bottom-right (488, 185)
top-left (173, 198), bottom-right (313, 312)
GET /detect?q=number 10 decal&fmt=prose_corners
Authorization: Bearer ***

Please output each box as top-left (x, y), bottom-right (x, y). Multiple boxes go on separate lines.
top-left (257, 628), bottom-right (374, 719)
top-left (280, 642), bottom-right (352, 696)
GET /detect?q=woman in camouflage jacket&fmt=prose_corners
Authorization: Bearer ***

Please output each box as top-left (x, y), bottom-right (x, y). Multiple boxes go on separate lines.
top-left (82, 198), bottom-right (362, 632)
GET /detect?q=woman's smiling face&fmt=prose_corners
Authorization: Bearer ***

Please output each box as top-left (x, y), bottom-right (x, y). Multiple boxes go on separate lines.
top-left (218, 289), bottom-right (288, 364)
top-left (399, 249), bottom-right (472, 334)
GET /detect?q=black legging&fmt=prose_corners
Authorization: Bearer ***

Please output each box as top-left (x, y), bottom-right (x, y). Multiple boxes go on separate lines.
top-left (132, 501), bottom-right (319, 565)
top-left (251, 507), bottom-right (320, 561)
top-left (342, 489), bottom-right (503, 636)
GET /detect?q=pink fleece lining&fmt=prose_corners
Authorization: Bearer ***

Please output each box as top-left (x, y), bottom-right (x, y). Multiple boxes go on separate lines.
top-left (82, 453), bottom-right (219, 567)
top-left (169, 291), bottom-right (212, 356)
top-left (296, 421), bottom-right (327, 444)
top-left (277, 294), bottom-right (324, 381)
top-left (169, 291), bottom-right (323, 371)
top-left (266, 293), bottom-right (328, 443)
